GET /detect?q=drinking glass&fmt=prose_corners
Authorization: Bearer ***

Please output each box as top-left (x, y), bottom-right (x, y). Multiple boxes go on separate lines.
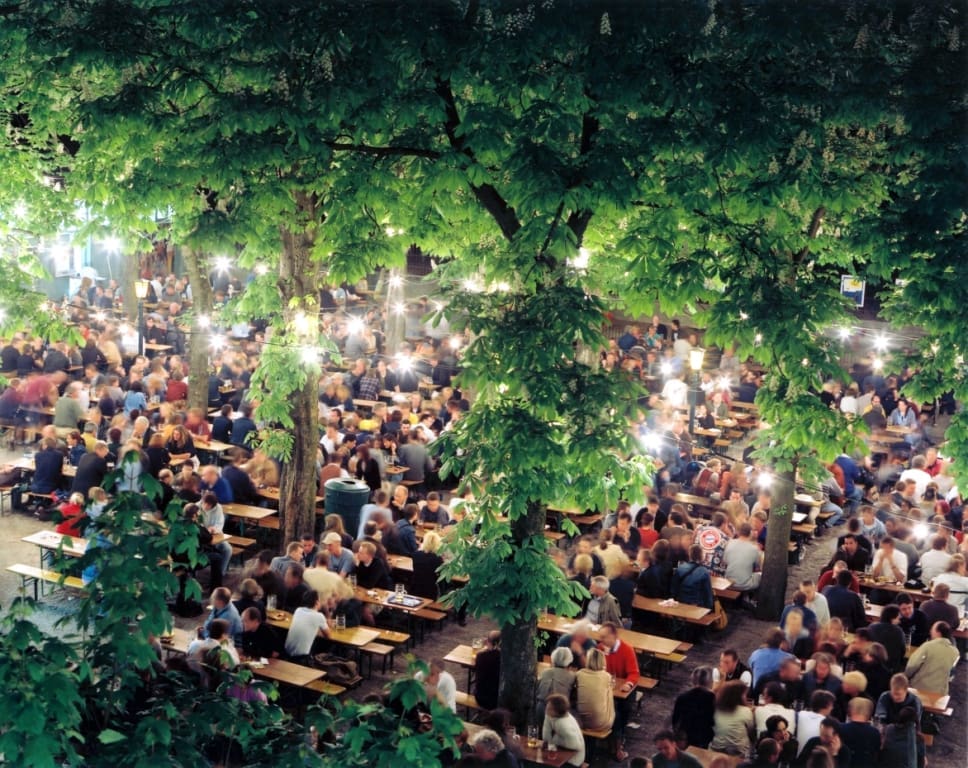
top-left (471, 637), bottom-right (483, 657)
top-left (527, 726), bottom-right (539, 749)
top-left (336, 614), bottom-right (346, 630)
top-left (266, 595), bottom-right (277, 611)
top-left (395, 582), bottom-right (405, 599)
top-left (348, 574), bottom-right (357, 588)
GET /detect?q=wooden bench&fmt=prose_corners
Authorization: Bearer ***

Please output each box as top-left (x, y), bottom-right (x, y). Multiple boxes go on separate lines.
top-left (227, 535), bottom-right (257, 559)
top-left (7, 563), bottom-right (86, 600)
top-left (361, 641), bottom-right (396, 675)
top-left (570, 514), bottom-right (603, 529)
top-left (0, 484), bottom-right (17, 516)
top-left (258, 517), bottom-right (281, 530)
top-left (305, 678), bottom-right (349, 697)
top-left (581, 725), bottom-right (613, 760)
top-left (375, 628), bottom-right (412, 650)
top-left (413, 607), bottom-right (447, 640)
top-left (455, 690), bottom-right (484, 718)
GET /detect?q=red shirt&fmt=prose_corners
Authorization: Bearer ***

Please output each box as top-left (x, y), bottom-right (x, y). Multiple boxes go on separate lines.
top-left (816, 569), bottom-right (859, 594)
top-left (165, 380), bottom-right (188, 403)
top-left (638, 528), bottom-right (660, 548)
top-left (55, 503), bottom-right (86, 537)
top-left (604, 638), bottom-right (639, 685)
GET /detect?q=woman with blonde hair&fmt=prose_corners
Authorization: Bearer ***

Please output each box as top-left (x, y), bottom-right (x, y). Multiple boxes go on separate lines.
top-left (411, 529), bottom-right (444, 599)
top-left (323, 514), bottom-right (353, 549)
top-left (575, 648), bottom-right (615, 732)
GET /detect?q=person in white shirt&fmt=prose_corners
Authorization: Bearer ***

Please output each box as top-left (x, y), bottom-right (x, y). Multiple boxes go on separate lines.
top-left (542, 693), bottom-right (586, 767)
top-left (870, 537), bottom-right (908, 583)
top-left (283, 589), bottom-right (330, 659)
top-left (800, 579), bottom-right (830, 627)
top-left (919, 536), bottom-right (953, 586)
top-left (661, 375), bottom-right (688, 409)
top-left (422, 659), bottom-right (457, 712)
top-left (796, 690), bottom-right (836, 756)
top-left (899, 455), bottom-right (932, 501)
top-left (839, 383), bottom-right (859, 415)
top-left (754, 681), bottom-right (797, 737)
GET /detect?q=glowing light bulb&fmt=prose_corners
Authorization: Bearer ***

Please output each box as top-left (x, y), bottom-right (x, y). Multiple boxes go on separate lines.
top-left (449, 336), bottom-right (462, 351)
top-left (660, 362), bottom-right (672, 376)
top-left (346, 317), bottom-right (365, 335)
top-left (872, 358), bottom-right (884, 371)
top-left (293, 311), bottom-right (312, 335)
top-left (838, 327), bottom-right (851, 340)
top-left (873, 335), bottom-right (888, 352)
top-left (739, 311), bottom-right (749, 321)
top-left (12, 201), bottom-right (26, 218)
top-left (210, 335), bottom-right (226, 350)
top-left (103, 236), bottom-right (122, 253)
top-left (640, 432), bottom-right (661, 452)
top-left (388, 275), bottom-right (403, 289)
top-left (94, 311), bottom-right (106, 323)
top-left (754, 333), bottom-right (763, 345)
top-left (254, 264), bottom-right (268, 276)
top-left (913, 524), bottom-right (928, 540)
top-left (717, 376), bottom-right (731, 390)
top-left (396, 356), bottom-right (413, 372)
top-left (756, 473), bottom-right (773, 490)
top-left (393, 302), bottom-right (406, 315)
top-left (462, 278), bottom-right (482, 293)
top-left (569, 248), bottom-right (590, 270)
top-left (214, 256), bottom-right (231, 273)
top-left (300, 347), bottom-right (318, 365)
top-left (197, 315), bottom-right (210, 328)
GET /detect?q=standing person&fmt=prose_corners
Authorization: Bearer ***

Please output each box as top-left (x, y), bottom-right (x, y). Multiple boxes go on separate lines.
top-left (598, 621), bottom-right (638, 762)
top-left (904, 621), bottom-right (960, 696)
top-left (672, 666), bottom-right (716, 748)
top-left (473, 630), bottom-right (501, 711)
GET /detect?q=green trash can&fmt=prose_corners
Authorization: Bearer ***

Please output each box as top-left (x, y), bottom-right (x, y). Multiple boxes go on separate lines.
top-left (324, 478), bottom-right (371, 538)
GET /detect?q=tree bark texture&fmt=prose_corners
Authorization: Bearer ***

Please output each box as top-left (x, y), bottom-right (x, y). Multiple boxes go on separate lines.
top-left (277, 199), bottom-right (320, 547)
top-left (755, 467), bottom-right (797, 621)
top-left (499, 501), bottom-right (546, 729)
top-left (182, 248), bottom-right (214, 414)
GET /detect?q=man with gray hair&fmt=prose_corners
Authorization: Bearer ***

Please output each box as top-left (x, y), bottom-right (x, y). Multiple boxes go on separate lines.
top-left (469, 728), bottom-right (521, 767)
top-left (584, 575), bottom-right (622, 625)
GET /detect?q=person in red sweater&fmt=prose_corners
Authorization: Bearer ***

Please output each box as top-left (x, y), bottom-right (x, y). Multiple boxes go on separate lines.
top-left (817, 560), bottom-right (860, 593)
top-left (599, 621), bottom-right (639, 761)
top-left (55, 492), bottom-right (87, 537)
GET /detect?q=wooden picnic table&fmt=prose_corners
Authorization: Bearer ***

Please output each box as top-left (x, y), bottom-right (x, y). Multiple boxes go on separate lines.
top-left (353, 586), bottom-right (431, 614)
top-left (388, 555), bottom-right (414, 573)
top-left (195, 438), bottom-right (234, 454)
top-left (865, 603), bottom-right (968, 639)
top-left (384, 464), bottom-right (409, 476)
top-left (687, 746), bottom-right (741, 767)
top-left (632, 595), bottom-right (712, 623)
top-left (13, 457), bottom-right (77, 478)
top-left (462, 721), bottom-right (578, 767)
top-left (914, 689), bottom-right (952, 716)
top-left (143, 343), bottom-right (173, 352)
top-left (250, 658), bottom-right (327, 688)
top-left (855, 574), bottom-right (932, 603)
top-left (537, 613), bottom-right (681, 657)
top-left (23, 529), bottom-right (87, 558)
top-left (256, 486), bottom-right (324, 505)
top-left (223, 503), bottom-right (277, 522)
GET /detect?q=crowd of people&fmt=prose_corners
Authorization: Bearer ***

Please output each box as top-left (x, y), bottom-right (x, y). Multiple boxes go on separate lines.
top-left (0, 267), bottom-right (962, 768)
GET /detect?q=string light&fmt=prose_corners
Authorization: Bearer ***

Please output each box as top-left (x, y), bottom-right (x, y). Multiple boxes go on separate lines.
top-left (449, 336), bottom-right (462, 351)
top-left (197, 315), bottom-right (210, 328)
top-left (393, 302), bottom-right (406, 315)
top-left (569, 248), bottom-right (590, 271)
top-left (912, 523), bottom-right (928, 540)
top-left (395, 355), bottom-right (413, 372)
top-left (346, 317), bottom-right (365, 335)
top-left (384, 226), bottom-right (404, 237)
top-left (872, 358), bottom-right (884, 370)
top-left (873, 335), bottom-right (888, 352)
top-left (210, 335), bottom-right (226, 350)
top-left (102, 236), bottom-right (122, 253)
top-left (300, 347), bottom-right (318, 365)
top-left (660, 362), bottom-right (672, 376)
top-left (12, 201), bottom-right (27, 218)
top-left (462, 278), bottom-right (482, 293)
top-left (293, 311), bottom-right (312, 335)
top-left (838, 327), bottom-right (850, 340)
top-left (388, 275), bottom-right (403, 289)
top-left (756, 473), bottom-right (773, 490)
top-left (214, 256), bottom-right (231, 273)
top-left (640, 432), bottom-right (662, 452)
top-left (254, 264), bottom-right (268, 276)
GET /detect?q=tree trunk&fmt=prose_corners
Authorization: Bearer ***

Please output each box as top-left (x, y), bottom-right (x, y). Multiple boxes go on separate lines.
top-left (755, 465), bottom-right (798, 620)
top-left (182, 248), bottom-right (214, 414)
top-left (279, 375), bottom-right (318, 544)
top-left (499, 501), bottom-right (545, 729)
top-left (385, 267), bottom-right (405, 353)
top-left (119, 250), bottom-right (138, 323)
top-left (277, 205), bottom-right (320, 548)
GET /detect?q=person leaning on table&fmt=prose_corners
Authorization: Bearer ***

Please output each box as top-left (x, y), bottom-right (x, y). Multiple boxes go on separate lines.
top-left (541, 694), bottom-right (585, 768)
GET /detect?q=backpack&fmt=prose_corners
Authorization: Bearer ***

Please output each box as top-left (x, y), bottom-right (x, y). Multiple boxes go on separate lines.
top-left (312, 653), bottom-right (360, 686)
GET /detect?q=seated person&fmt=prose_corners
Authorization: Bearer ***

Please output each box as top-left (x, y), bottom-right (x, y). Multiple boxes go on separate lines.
top-left (283, 589), bottom-right (330, 662)
top-left (239, 606), bottom-right (281, 659)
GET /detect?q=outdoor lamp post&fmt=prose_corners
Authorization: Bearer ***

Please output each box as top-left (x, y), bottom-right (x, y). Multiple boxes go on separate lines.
top-left (135, 279), bottom-right (149, 355)
top-left (687, 347), bottom-right (706, 435)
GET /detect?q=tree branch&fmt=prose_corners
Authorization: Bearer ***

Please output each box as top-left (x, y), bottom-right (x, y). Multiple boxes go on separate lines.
top-left (434, 77), bottom-right (521, 241)
top-left (324, 141), bottom-right (440, 159)
top-left (795, 206), bottom-right (826, 263)
top-left (564, 109), bottom-right (599, 244)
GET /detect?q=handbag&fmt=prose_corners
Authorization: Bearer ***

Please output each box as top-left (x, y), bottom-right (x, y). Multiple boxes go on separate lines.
top-left (711, 598), bottom-right (728, 630)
